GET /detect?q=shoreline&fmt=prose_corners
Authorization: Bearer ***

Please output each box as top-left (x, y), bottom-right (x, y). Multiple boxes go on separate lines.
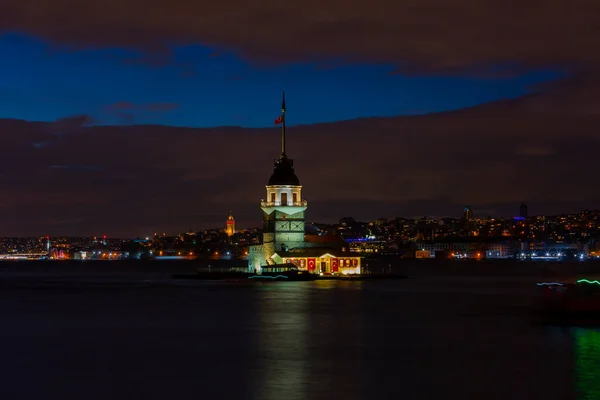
top-left (1, 259), bottom-right (600, 286)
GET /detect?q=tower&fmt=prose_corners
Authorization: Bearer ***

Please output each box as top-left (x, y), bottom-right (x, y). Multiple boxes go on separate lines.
top-left (261, 92), bottom-right (306, 255)
top-left (226, 212), bottom-right (235, 237)
top-left (247, 92), bottom-right (362, 274)
top-left (248, 92), bottom-right (307, 269)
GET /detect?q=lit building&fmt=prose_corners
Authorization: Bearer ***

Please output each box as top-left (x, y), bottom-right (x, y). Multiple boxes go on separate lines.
top-left (464, 207), bottom-right (473, 221)
top-left (461, 206), bottom-right (474, 236)
top-left (248, 93), bottom-right (361, 275)
top-left (226, 212), bottom-right (235, 237)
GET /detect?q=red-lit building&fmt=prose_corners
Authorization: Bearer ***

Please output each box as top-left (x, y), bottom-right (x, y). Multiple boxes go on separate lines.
top-left (270, 234), bottom-right (361, 274)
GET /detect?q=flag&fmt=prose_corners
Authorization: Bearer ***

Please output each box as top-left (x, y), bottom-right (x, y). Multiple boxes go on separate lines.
top-left (274, 115), bottom-right (284, 125)
top-left (331, 258), bottom-right (339, 272)
top-left (307, 258), bottom-right (316, 271)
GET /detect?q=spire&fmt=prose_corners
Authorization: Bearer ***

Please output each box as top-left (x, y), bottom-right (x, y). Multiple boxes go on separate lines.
top-left (281, 91), bottom-right (286, 157)
top-left (282, 91), bottom-right (286, 112)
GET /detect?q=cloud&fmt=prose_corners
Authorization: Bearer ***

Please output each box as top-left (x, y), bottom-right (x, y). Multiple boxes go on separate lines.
top-left (103, 102), bottom-right (180, 124)
top-left (1, 76), bottom-right (600, 237)
top-left (51, 115), bottom-right (94, 131)
top-left (107, 102), bottom-right (180, 112)
top-left (1, 0), bottom-right (599, 74)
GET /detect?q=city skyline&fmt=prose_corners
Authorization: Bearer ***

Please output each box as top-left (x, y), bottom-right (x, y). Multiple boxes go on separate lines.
top-left (2, 1), bottom-right (600, 236)
top-left (1, 203), bottom-right (599, 239)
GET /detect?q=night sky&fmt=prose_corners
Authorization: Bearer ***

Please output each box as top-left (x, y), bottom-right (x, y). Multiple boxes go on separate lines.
top-left (1, 0), bottom-right (599, 237)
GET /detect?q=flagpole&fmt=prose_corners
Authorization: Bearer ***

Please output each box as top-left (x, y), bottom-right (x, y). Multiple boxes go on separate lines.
top-left (281, 91), bottom-right (286, 157)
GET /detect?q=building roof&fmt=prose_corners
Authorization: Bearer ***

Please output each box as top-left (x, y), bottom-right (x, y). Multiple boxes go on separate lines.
top-left (274, 248), bottom-right (353, 258)
top-left (268, 156), bottom-right (300, 186)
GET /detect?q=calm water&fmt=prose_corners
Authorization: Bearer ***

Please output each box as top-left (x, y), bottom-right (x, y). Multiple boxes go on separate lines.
top-left (0, 272), bottom-right (598, 399)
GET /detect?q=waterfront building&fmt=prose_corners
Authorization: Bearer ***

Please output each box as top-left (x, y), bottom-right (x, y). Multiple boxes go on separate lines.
top-left (248, 94), bottom-right (361, 274)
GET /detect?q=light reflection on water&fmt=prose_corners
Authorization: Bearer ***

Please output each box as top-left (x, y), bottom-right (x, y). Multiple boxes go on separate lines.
top-left (250, 281), bottom-right (364, 400)
top-left (573, 328), bottom-right (600, 400)
top-left (253, 283), bottom-right (310, 400)
top-left (0, 276), bottom-right (599, 399)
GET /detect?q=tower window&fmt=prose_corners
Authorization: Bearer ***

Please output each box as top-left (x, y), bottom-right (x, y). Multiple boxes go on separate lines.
top-left (292, 193), bottom-right (297, 203)
top-left (271, 193), bottom-right (276, 203)
top-left (281, 193), bottom-right (288, 205)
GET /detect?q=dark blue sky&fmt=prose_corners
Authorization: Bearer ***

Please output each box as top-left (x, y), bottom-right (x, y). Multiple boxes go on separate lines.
top-left (0, 34), bottom-right (563, 127)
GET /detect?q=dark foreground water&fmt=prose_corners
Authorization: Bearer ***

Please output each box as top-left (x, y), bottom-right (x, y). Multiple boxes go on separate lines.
top-left (1, 265), bottom-right (599, 399)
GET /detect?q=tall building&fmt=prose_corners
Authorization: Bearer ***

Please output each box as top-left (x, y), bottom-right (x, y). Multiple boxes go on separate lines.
top-left (226, 212), bottom-right (235, 237)
top-left (461, 206), bottom-right (474, 236)
top-left (248, 93), bottom-right (361, 275)
top-left (464, 207), bottom-right (473, 221)
top-left (520, 203), bottom-right (528, 219)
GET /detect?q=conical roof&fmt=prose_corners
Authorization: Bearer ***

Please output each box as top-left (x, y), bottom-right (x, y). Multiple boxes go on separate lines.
top-left (268, 155), bottom-right (300, 186)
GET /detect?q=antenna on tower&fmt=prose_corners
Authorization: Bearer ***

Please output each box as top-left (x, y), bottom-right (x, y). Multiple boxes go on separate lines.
top-left (281, 91), bottom-right (286, 157)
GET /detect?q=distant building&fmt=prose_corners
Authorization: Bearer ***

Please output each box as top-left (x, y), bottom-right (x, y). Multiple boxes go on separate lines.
top-left (461, 206), bottom-right (474, 235)
top-left (486, 242), bottom-right (518, 259)
top-left (464, 207), bottom-right (473, 221)
top-left (226, 212), bottom-right (235, 237)
top-left (520, 203), bottom-right (528, 219)
top-left (248, 94), bottom-right (361, 274)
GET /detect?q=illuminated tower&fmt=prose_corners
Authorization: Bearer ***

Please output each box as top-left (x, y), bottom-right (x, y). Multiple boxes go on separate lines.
top-left (226, 212), bottom-right (235, 237)
top-left (46, 236), bottom-right (50, 252)
top-left (251, 92), bottom-right (307, 267)
top-left (262, 92), bottom-right (307, 254)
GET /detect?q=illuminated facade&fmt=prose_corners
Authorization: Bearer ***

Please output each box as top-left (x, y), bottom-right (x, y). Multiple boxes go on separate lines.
top-left (226, 212), bottom-right (235, 237)
top-left (248, 94), bottom-right (361, 274)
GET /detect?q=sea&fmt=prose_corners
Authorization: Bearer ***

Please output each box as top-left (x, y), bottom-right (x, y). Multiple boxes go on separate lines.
top-left (1, 260), bottom-right (599, 399)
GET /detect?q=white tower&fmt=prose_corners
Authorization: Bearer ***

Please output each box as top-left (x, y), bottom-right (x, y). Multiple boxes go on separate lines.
top-left (249, 92), bottom-right (307, 269)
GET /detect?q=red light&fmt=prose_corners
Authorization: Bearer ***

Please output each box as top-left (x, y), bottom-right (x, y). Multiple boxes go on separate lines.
top-left (103, 235), bottom-right (106, 239)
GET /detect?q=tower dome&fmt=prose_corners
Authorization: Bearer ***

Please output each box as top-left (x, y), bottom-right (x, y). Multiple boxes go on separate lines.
top-left (268, 156), bottom-right (300, 186)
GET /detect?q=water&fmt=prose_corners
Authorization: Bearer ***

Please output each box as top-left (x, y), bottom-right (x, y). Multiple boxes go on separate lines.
top-left (0, 268), bottom-right (598, 399)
